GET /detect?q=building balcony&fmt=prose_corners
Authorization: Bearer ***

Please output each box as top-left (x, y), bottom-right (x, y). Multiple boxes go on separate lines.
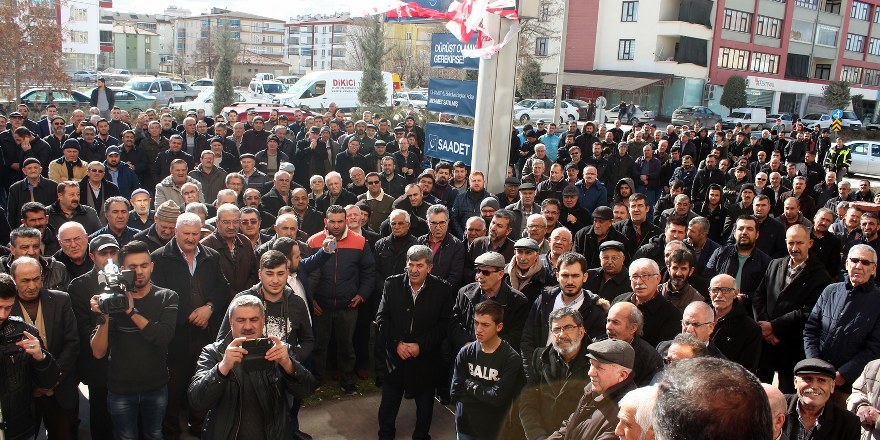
top-left (658, 0), bottom-right (713, 29)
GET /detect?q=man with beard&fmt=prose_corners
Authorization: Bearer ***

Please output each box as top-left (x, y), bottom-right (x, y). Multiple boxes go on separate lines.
top-left (613, 194), bottom-right (659, 257)
top-left (657, 249), bottom-right (704, 311)
top-left (430, 162), bottom-right (458, 208)
top-left (671, 155), bottom-right (697, 196)
top-left (520, 252), bottom-right (610, 370)
top-left (465, 209), bottom-right (516, 281)
top-left (519, 308), bottom-right (593, 440)
top-left (706, 215), bottom-right (771, 304)
top-left (128, 189), bottom-right (153, 231)
top-left (104, 145), bottom-right (140, 199)
top-left (753, 194), bottom-right (788, 258)
top-left (697, 184), bottom-right (726, 244)
top-left (47, 180), bottom-right (101, 234)
top-left (574, 206), bottom-right (630, 270)
top-left (783, 359), bottom-right (861, 438)
top-left (691, 154), bottom-right (725, 207)
top-left (809, 208), bottom-right (842, 278)
top-left (722, 184), bottom-right (756, 239)
top-left (848, 212), bottom-right (880, 258)
top-left (503, 238), bottom-right (551, 304)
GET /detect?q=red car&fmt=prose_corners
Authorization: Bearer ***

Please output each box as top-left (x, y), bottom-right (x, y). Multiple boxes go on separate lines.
top-left (220, 103), bottom-right (316, 122)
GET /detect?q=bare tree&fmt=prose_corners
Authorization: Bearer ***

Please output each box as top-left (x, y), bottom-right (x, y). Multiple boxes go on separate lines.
top-left (515, 0), bottom-right (564, 93)
top-left (0, 0), bottom-right (70, 104)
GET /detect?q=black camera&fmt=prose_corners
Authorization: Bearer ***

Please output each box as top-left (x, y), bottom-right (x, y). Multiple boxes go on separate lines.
top-left (0, 319), bottom-right (25, 355)
top-left (97, 260), bottom-right (136, 315)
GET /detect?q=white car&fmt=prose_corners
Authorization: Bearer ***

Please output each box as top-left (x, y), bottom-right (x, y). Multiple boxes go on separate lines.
top-left (802, 112), bottom-right (862, 130)
top-left (189, 78), bottom-right (214, 91)
top-left (168, 89), bottom-right (248, 117)
top-left (846, 140), bottom-right (880, 176)
top-left (513, 99), bottom-right (579, 123)
top-left (604, 105), bottom-right (653, 125)
top-left (393, 91), bottom-right (428, 108)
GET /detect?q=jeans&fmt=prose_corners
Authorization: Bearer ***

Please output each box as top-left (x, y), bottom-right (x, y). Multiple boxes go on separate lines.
top-left (313, 307), bottom-right (358, 386)
top-left (107, 386), bottom-right (167, 440)
top-left (378, 381), bottom-right (435, 440)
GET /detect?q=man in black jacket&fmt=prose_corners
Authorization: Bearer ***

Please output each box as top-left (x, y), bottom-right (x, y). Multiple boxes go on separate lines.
top-left (753, 225), bottom-right (831, 393)
top-left (613, 258), bottom-right (682, 347)
top-left (574, 206), bottom-right (630, 270)
top-left (708, 274), bottom-right (762, 374)
top-left (89, 239), bottom-right (178, 440)
top-left (706, 214), bottom-right (772, 304)
top-left (7, 158), bottom-right (58, 228)
top-left (89, 78), bottom-right (114, 116)
top-left (376, 245), bottom-right (453, 440)
top-left (613, 193), bottom-right (659, 256)
top-left (188, 294), bottom-right (314, 440)
top-left (10, 256), bottom-right (79, 439)
top-left (783, 359), bottom-right (861, 440)
top-left (150, 213), bottom-right (230, 439)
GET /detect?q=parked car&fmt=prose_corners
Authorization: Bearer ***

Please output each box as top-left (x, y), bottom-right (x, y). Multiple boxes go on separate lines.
top-left (169, 90), bottom-right (247, 117)
top-left (71, 70), bottom-right (97, 82)
top-left (108, 89), bottom-right (157, 113)
top-left (564, 99), bottom-right (590, 120)
top-left (220, 103), bottom-right (314, 122)
top-left (722, 107), bottom-right (767, 130)
top-left (276, 76), bottom-right (300, 86)
top-left (604, 104), bottom-right (654, 125)
top-left (189, 78), bottom-right (214, 91)
top-left (845, 140), bottom-right (880, 175)
top-left (513, 99), bottom-right (579, 123)
top-left (802, 111), bottom-right (862, 130)
top-left (5, 88), bottom-right (88, 115)
top-left (170, 82), bottom-right (200, 102)
top-left (393, 91), bottom-right (428, 108)
top-left (125, 76), bottom-right (176, 106)
top-left (671, 105), bottom-right (722, 127)
top-left (762, 113), bottom-right (795, 132)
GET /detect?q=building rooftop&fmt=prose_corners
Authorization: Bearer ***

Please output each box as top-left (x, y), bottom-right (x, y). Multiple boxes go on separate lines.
top-left (112, 23), bottom-right (159, 35)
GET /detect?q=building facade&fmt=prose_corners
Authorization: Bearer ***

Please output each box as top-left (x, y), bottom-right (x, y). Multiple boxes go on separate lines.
top-left (61, 0), bottom-right (112, 72)
top-left (708, 0), bottom-right (880, 119)
top-left (285, 14), bottom-right (353, 75)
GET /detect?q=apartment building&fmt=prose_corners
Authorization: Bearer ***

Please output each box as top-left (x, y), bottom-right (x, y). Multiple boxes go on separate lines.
top-left (61, 0), bottom-right (113, 72)
top-left (709, 0), bottom-right (880, 118)
top-left (99, 11), bottom-right (174, 74)
top-left (285, 14), bottom-right (354, 75)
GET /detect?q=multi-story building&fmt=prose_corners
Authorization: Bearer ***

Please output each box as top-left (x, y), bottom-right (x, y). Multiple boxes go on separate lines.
top-left (285, 14), bottom-right (354, 75)
top-left (100, 11), bottom-right (174, 73)
top-left (174, 8), bottom-right (285, 77)
top-left (708, 0), bottom-right (880, 119)
top-left (60, 0), bottom-right (113, 72)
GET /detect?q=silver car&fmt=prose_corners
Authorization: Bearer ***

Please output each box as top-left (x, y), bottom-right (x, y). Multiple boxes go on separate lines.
top-left (671, 106), bottom-right (721, 127)
top-left (846, 140), bottom-right (880, 176)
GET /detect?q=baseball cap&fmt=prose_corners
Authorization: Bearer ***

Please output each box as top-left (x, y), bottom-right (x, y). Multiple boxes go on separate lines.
top-left (89, 234), bottom-right (119, 253)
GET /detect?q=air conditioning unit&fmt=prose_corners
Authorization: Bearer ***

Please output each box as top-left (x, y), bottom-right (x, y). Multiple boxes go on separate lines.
top-left (704, 84), bottom-right (715, 101)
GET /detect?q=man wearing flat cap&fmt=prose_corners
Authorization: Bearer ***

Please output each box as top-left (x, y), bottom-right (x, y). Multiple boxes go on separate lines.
top-left (574, 205), bottom-right (630, 270)
top-left (546, 338), bottom-right (636, 439)
top-left (783, 358), bottom-right (860, 439)
top-left (496, 177), bottom-right (521, 207)
top-left (585, 240), bottom-right (632, 302)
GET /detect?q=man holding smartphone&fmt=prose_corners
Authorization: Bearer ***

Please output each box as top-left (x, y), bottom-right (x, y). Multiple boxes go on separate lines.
top-left (189, 294), bottom-right (314, 439)
top-left (89, 240), bottom-right (179, 440)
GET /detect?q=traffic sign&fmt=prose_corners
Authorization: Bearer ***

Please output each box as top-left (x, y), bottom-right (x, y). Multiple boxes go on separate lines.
top-left (831, 119), bottom-right (843, 132)
top-left (595, 96), bottom-right (607, 109)
top-left (831, 109), bottom-right (843, 120)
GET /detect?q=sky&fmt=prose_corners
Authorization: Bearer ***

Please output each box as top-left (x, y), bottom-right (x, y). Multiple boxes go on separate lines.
top-left (108, 0), bottom-right (349, 19)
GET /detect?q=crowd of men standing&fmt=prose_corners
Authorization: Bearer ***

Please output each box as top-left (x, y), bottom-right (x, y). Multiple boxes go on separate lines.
top-left (2, 94), bottom-right (880, 440)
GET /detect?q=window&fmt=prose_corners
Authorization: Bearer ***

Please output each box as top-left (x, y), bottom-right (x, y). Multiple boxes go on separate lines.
top-left (621, 1), bottom-right (638, 22)
top-left (535, 37), bottom-right (549, 56)
top-left (230, 19), bottom-right (240, 28)
top-left (824, 0), bottom-right (841, 14)
top-left (200, 18), bottom-right (209, 27)
top-left (717, 47), bottom-right (750, 70)
top-left (332, 48), bottom-right (345, 57)
top-left (846, 33), bottom-right (866, 52)
top-left (618, 39), bottom-right (635, 60)
top-left (871, 38), bottom-right (880, 55)
top-left (755, 16), bottom-right (781, 38)
top-left (231, 32), bottom-right (240, 40)
top-left (842, 65), bottom-right (863, 82)
top-left (70, 31), bottom-right (88, 44)
top-left (99, 30), bottom-right (112, 45)
top-left (540, 2), bottom-right (551, 21)
top-left (70, 6), bottom-right (87, 21)
top-left (864, 68), bottom-right (880, 86)
top-left (751, 52), bottom-right (779, 73)
top-left (723, 9), bottom-right (752, 33)
top-left (875, 6), bottom-right (880, 23)
top-left (796, 0), bottom-right (817, 9)
top-left (814, 63), bottom-right (831, 79)
top-left (200, 29), bottom-right (209, 39)
top-left (815, 24), bottom-right (839, 47)
top-left (852, 1), bottom-right (870, 19)
top-left (790, 19), bottom-right (815, 43)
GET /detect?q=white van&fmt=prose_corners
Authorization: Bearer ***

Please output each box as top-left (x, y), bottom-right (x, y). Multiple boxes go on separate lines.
top-left (273, 70), bottom-right (394, 110)
top-left (246, 80), bottom-right (287, 101)
top-left (277, 76), bottom-right (300, 86)
top-left (124, 76), bottom-right (176, 106)
top-left (253, 73), bottom-right (275, 82)
top-left (722, 107), bottom-right (767, 130)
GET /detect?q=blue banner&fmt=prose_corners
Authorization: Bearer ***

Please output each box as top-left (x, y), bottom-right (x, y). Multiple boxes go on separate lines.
top-left (427, 78), bottom-right (478, 118)
top-left (425, 123), bottom-right (474, 163)
top-left (430, 33), bottom-right (479, 70)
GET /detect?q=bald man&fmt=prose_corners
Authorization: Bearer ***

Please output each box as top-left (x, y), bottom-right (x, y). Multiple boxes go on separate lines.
top-left (709, 274), bottom-right (762, 373)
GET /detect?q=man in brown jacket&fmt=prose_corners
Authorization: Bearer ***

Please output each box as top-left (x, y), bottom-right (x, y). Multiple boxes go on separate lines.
top-left (199, 203), bottom-right (257, 299)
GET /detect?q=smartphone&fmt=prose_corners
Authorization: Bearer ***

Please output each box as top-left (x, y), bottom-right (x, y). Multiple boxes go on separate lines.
top-left (326, 238), bottom-right (337, 253)
top-left (241, 338), bottom-right (273, 371)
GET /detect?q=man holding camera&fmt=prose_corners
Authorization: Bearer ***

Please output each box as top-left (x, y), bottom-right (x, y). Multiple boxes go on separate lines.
top-left (68, 234), bottom-right (119, 440)
top-left (89, 240), bottom-right (179, 440)
top-left (188, 294), bottom-right (315, 439)
top-left (9, 256), bottom-right (79, 439)
top-left (0, 272), bottom-right (60, 440)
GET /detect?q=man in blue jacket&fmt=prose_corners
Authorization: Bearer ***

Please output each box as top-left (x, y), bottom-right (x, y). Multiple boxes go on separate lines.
top-left (575, 165), bottom-right (608, 213)
top-left (307, 204), bottom-right (376, 394)
top-left (805, 243), bottom-right (880, 406)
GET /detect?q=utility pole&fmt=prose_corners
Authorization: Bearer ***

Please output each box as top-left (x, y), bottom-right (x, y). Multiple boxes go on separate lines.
top-left (552, 0), bottom-right (569, 125)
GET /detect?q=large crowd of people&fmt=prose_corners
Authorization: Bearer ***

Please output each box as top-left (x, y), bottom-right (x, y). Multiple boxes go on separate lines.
top-left (2, 88), bottom-right (880, 440)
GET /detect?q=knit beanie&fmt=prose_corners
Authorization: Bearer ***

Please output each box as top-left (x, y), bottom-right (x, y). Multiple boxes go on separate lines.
top-left (156, 200), bottom-right (181, 223)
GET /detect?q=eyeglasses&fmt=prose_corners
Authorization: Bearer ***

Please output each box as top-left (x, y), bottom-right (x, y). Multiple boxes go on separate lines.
top-left (477, 269), bottom-right (500, 276)
top-left (429, 220), bottom-right (447, 226)
top-left (681, 320), bottom-right (713, 328)
top-left (240, 219), bottom-right (259, 225)
top-left (630, 273), bottom-right (657, 281)
top-left (709, 287), bottom-right (737, 295)
top-left (366, 181), bottom-right (381, 185)
top-left (89, 169), bottom-right (104, 173)
top-left (60, 235), bottom-right (86, 246)
top-left (219, 219), bottom-right (241, 226)
top-left (53, 122), bottom-right (65, 126)
top-left (550, 324), bottom-right (581, 335)
top-left (849, 257), bottom-right (876, 266)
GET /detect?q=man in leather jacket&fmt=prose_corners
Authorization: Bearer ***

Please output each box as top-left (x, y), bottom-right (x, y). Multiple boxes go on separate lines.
top-left (188, 294), bottom-right (314, 440)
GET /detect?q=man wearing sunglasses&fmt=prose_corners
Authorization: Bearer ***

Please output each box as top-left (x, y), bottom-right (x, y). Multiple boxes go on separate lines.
top-left (805, 244), bottom-right (880, 406)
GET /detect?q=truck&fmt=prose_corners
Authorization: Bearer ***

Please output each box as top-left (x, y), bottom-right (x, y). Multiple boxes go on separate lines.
top-left (272, 70), bottom-right (394, 110)
top-left (722, 107), bottom-right (767, 130)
